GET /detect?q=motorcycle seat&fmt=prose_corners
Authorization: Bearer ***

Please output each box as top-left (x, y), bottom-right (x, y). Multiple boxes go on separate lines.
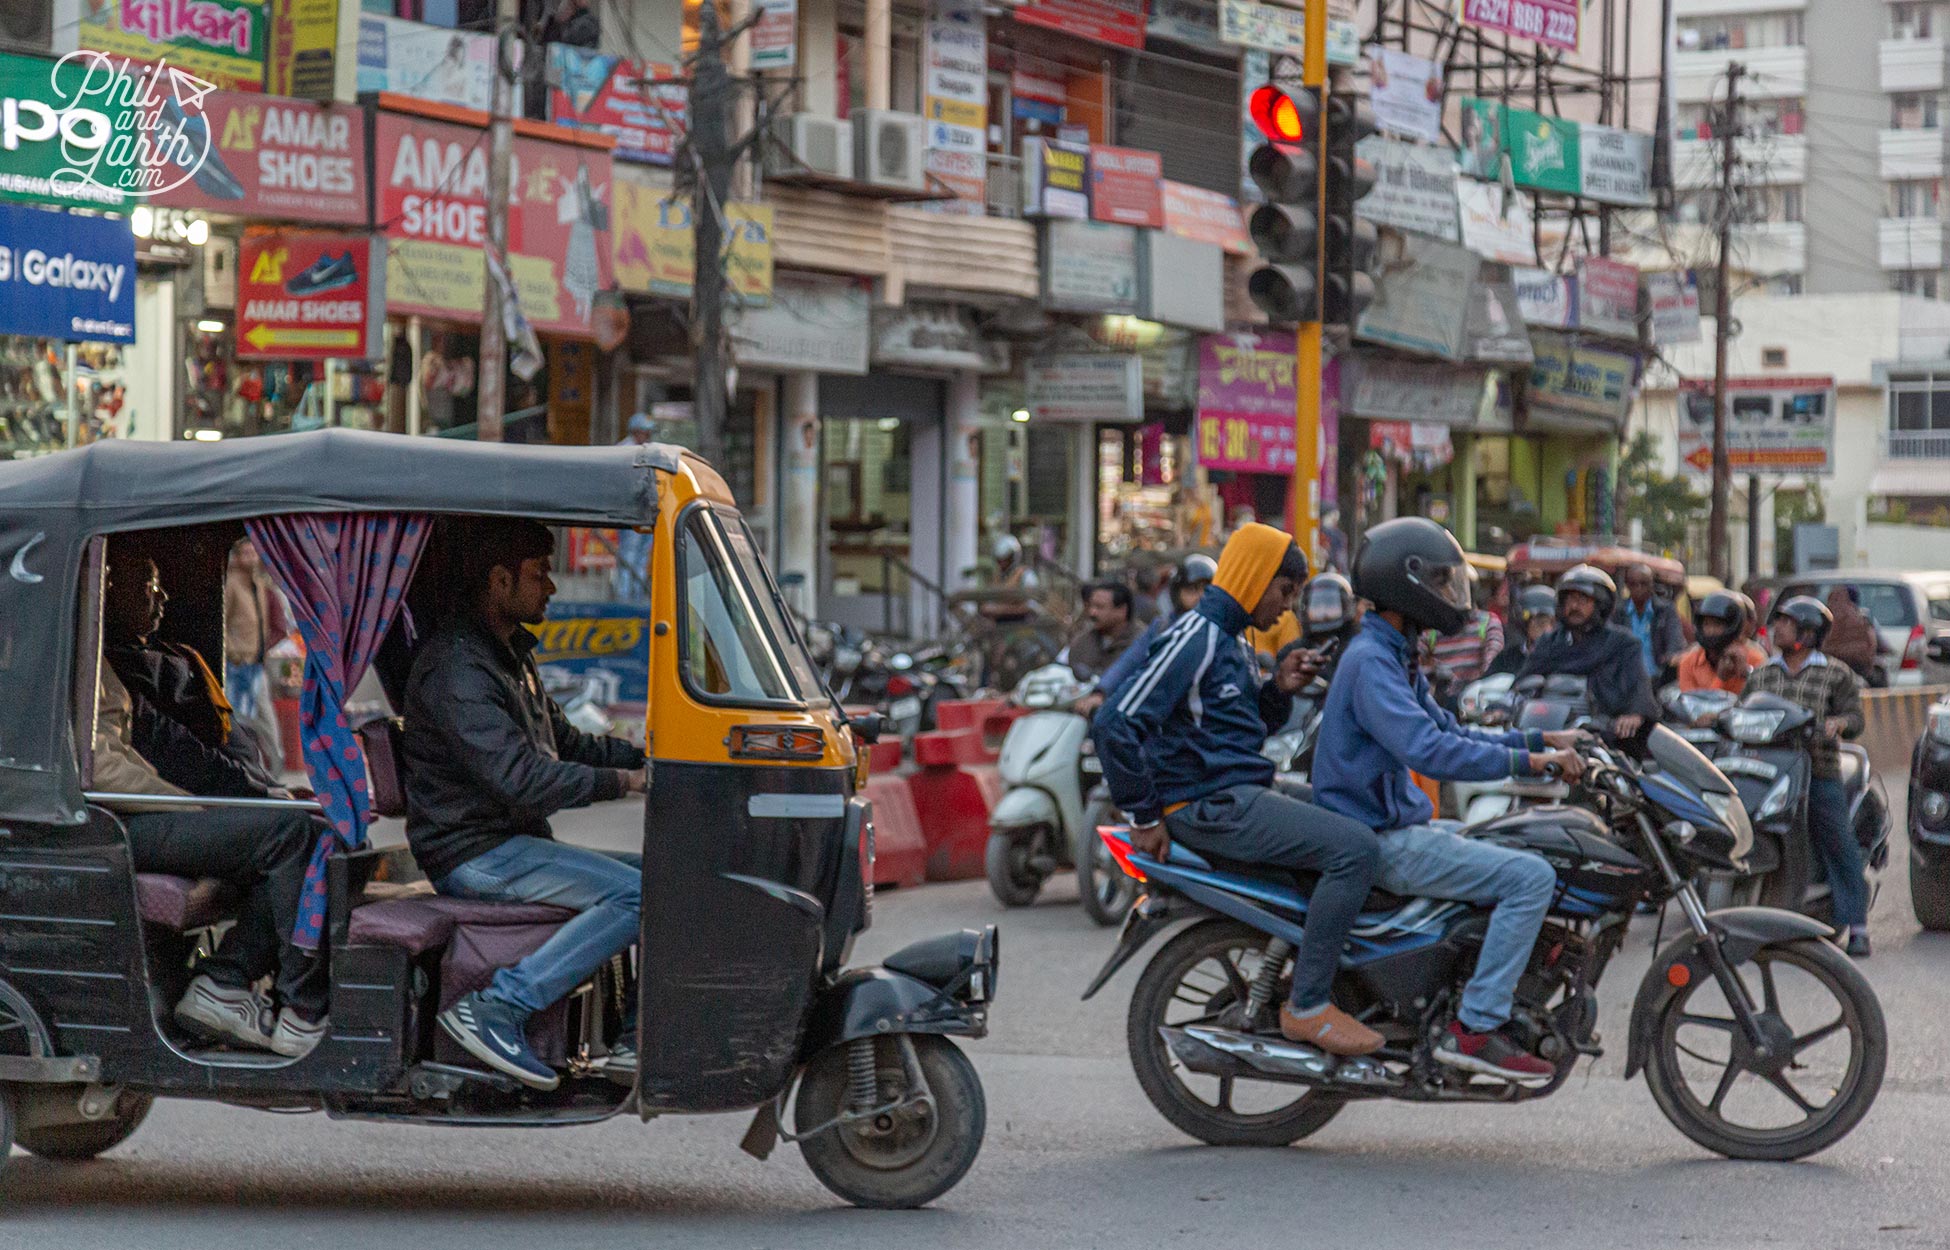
top-left (1165, 843), bottom-right (1407, 912)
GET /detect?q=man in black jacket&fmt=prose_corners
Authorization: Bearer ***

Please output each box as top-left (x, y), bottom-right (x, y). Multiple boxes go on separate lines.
top-left (1517, 564), bottom-right (1659, 736)
top-left (405, 520), bottom-right (647, 1091)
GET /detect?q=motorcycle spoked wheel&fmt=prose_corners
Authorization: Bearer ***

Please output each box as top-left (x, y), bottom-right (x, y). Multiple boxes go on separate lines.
top-left (1644, 938), bottom-right (1885, 1161)
top-left (1127, 919), bottom-right (1347, 1147)
top-left (1075, 796), bottom-right (1136, 927)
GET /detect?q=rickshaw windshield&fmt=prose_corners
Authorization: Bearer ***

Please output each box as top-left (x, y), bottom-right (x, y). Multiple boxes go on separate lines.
top-left (679, 507), bottom-right (805, 706)
top-left (716, 510), bottom-right (826, 699)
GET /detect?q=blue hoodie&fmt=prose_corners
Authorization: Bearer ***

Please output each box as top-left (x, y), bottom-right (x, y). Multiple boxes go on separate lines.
top-left (1093, 585), bottom-right (1293, 826)
top-left (1312, 614), bottom-right (1543, 831)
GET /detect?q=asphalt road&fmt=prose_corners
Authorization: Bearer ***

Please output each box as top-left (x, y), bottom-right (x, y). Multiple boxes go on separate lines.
top-left (3, 786), bottom-right (1948, 1250)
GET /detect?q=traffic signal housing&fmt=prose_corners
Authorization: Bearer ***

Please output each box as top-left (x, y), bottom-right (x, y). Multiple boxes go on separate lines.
top-left (1321, 93), bottom-right (1379, 325)
top-left (1245, 85), bottom-right (1321, 324)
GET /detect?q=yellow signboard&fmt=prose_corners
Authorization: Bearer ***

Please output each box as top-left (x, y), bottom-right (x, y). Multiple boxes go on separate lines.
top-left (386, 240), bottom-right (562, 326)
top-left (613, 176), bottom-right (774, 303)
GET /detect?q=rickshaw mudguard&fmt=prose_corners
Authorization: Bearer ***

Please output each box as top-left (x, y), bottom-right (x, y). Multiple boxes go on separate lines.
top-left (799, 966), bottom-right (989, 1057)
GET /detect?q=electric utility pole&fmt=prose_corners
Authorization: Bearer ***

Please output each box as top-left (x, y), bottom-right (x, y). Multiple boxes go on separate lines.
top-left (477, 0), bottom-right (520, 442)
top-left (689, 0), bottom-right (735, 468)
top-left (1707, 62), bottom-right (1743, 583)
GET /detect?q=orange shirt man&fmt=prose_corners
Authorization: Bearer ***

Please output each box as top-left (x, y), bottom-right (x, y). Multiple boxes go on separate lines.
top-left (1675, 639), bottom-right (1769, 694)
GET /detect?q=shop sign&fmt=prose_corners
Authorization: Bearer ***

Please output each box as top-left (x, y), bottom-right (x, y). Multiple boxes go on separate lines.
top-left (1456, 179), bottom-right (1535, 265)
top-left (1460, 99), bottom-right (1655, 207)
top-left (1467, 263), bottom-right (1532, 365)
top-left (1011, 70), bottom-right (1066, 126)
top-left (735, 274), bottom-right (869, 374)
top-left (1358, 137), bottom-right (1460, 241)
top-left (71, 0), bottom-right (268, 93)
top-left (1459, 0), bottom-right (1578, 52)
top-left (1367, 46), bottom-right (1443, 144)
top-left (1456, 97), bottom-right (1504, 181)
top-left (1511, 265), bottom-right (1573, 327)
top-left (532, 601), bottom-right (649, 705)
top-left (1342, 356), bottom-right (1489, 427)
top-left (1219, 0), bottom-right (1360, 63)
top-left (613, 171), bottom-right (772, 302)
top-left (236, 228), bottom-right (384, 360)
top-left (1356, 233), bottom-right (1476, 361)
top-left (0, 52), bottom-right (215, 212)
top-left (1647, 269), bottom-right (1702, 345)
top-left (1579, 121), bottom-right (1653, 206)
top-left (1148, 0), bottom-right (1223, 49)
top-left (267, 0), bottom-right (338, 100)
top-left (924, 0), bottom-right (986, 215)
top-left (1042, 219), bottom-right (1139, 314)
top-left (0, 201), bottom-right (135, 342)
top-left (1025, 352), bottom-right (1143, 422)
top-left (1677, 375), bottom-right (1834, 477)
top-left (375, 110), bottom-right (611, 336)
top-left (149, 88), bottom-right (366, 224)
top-left (872, 303), bottom-right (997, 372)
top-left (548, 47), bottom-right (686, 166)
top-left (1022, 137), bottom-right (1090, 219)
top-left (1161, 181), bottom-right (1249, 254)
top-left (1012, 0), bottom-right (1148, 52)
top-left (358, 16), bottom-right (517, 114)
top-left (1090, 146), bottom-right (1164, 228)
top-left (1527, 330), bottom-right (1637, 424)
top-left (1576, 255), bottom-right (1639, 340)
top-left (751, 0), bottom-right (798, 69)
top-left (1197, 328), bottom-right (1297, 474)
top-left (1199, 409), bottom-right (1297, 474)
top-left (1503, 106), bottom-right (1581, 197)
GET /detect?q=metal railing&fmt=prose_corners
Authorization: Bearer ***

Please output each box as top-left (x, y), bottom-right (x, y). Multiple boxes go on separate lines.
top-left (1881, 430), bottom-right (1950, 460)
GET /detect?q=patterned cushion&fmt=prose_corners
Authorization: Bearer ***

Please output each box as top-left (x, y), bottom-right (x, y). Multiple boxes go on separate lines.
top-left (135, 873), bottom-right (238, 932)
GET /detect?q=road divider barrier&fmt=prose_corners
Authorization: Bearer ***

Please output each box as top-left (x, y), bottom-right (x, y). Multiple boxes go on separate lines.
top-left (1858, 685), bottom-right (1945, 775)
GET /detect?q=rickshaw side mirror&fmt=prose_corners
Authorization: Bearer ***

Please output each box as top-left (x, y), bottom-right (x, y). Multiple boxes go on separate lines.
top-left (849, 712), bottom-right (885, 745)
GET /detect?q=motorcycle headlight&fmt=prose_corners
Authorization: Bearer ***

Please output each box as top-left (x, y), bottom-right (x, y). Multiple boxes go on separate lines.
top-left (1753, 774), bottom-right (1795, 822)
top-left (1919, 790), bottom-right (1950, 827)
top-left (1721, 707), bottom-right (1788, 745)
top-left (1929, 704), bottom-right (1950, 748)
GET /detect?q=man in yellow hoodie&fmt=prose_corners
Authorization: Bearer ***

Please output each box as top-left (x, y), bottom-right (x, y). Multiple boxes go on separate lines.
top-left (1093, 523), bottom-right (1385, 1056)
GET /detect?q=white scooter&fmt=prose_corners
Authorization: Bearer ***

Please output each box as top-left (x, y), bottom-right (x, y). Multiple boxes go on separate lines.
top-left (985, 663), bottom-right (1132, 925)
top-left (1448, 671), bottom-right (1571, 822)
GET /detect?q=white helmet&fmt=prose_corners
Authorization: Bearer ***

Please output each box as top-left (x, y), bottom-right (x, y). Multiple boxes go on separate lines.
top-left (992, 534), bottom-right (1022, 564)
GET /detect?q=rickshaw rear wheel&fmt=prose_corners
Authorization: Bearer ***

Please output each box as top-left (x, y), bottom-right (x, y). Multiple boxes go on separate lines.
top-left (796, 1034), bottom-right (985, 1209)
top-left (14, 1092), bottom-right (152, 1160)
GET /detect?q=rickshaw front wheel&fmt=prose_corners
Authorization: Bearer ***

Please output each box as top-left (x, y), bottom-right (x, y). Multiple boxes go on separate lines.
top-left (13, 1091), bottom-right (152, 1161)
top-left (796, 1034), bottom-right (985, 1209)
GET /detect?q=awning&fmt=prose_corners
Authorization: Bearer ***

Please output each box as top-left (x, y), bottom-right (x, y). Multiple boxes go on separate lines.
top-left (1868, 463), bottom-right (1950, 497)
top-left (1521, 406), bottom-right (1622, 436)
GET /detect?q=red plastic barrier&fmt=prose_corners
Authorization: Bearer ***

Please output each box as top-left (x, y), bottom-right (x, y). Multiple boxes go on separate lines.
top-left (866, 738), bottom-right (904, 773)
top-left (933, 698), bottom-right (1009, 733)
top-left (906, 761), bottom-right (1003, 882)
top-left (863, 774), bottom-right (927, 888)
top-left (911, 728), bottom-right (994, 767)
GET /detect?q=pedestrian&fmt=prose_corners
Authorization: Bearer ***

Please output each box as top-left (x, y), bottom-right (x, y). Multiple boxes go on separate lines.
top-left (224, 538), bottom-right (288, 773)
top-left (1823, 586), bottom-right (1880, 683)
top-left (1428, 605), bottom-right (1505, 688)
top-left (1613, 564), bottom-right (1687, 679)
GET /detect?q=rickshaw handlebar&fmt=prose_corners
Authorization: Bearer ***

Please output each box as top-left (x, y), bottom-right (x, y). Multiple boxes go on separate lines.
top-left (84, 793), bottom-right (327, 814)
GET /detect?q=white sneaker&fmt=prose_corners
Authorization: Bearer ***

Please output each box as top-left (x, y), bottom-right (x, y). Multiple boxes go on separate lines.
top-left (174, 974), bottom-right (276, 1050)
top-left (268, 1009), bottom-right (328, 1059)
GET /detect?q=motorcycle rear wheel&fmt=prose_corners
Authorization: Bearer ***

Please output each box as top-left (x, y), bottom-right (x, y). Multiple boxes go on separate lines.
top-left (1644, 937), bottom-right (1884, 1161)
top-left (1128, 919), bottom-right (1346, 1147)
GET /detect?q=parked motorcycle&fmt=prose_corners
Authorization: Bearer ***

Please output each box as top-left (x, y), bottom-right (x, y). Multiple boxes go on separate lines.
top-left (986, 663), bottom-right (1132, 924)
top-left (1088, 727), bottom-right (1886, 1162)
top-left (813, 624), bottom-right (973, 737)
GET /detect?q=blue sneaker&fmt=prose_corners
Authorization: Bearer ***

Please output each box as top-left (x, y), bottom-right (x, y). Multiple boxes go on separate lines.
top-left (438, 991), bottom-right (559, 1090)
top-left (285, 252), bottom-right (359, 297)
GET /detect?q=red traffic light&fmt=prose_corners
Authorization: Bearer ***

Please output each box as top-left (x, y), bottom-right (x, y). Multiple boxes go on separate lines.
top-left (1249, 85), bottom-right (1311, 144)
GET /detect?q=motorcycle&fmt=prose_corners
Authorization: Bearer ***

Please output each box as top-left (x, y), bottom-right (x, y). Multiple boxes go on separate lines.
top-left (1449, 673), bottom-right (1578, 823)
top-left (1260, 639), bottom-right (1347, 786)
top-left (1087, 727), bottom-right (1886, 1162)
top-left (814, 625), bottom-right (972, 738)
top-left (986, 663), bottom-right (1133, 925)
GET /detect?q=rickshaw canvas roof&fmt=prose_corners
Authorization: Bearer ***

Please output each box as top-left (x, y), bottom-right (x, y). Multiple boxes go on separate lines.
top-left (0, 431), bottom-right (673, 826)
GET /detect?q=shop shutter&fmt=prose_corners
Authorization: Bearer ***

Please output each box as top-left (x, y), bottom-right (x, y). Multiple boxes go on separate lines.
top-left (1114, 42), bottom-right (1240, 196)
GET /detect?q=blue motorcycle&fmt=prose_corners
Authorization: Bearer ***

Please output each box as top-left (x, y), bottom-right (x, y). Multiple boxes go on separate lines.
top-left (1085, 726), bottom-right (1886, 1161)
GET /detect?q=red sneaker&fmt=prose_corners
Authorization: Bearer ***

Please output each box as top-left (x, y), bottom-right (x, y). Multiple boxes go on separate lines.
top-left (1433, 1021), bottom-right (1554, 1085)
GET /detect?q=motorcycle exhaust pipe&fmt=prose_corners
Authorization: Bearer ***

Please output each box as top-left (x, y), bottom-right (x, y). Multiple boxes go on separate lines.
top-left (1164, 1025), bottom-right (1401, 1089)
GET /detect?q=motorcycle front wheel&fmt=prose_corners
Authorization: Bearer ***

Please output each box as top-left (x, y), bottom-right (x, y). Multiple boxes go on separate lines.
top-left (1128, 919), bottom-right (1346, 1147)
top-left (1643, 937), bottom-right (1885, 1161)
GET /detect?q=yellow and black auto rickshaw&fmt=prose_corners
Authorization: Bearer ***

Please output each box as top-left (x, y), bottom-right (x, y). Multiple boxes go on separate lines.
top-left (0, 431), bottom-right (994, 1208)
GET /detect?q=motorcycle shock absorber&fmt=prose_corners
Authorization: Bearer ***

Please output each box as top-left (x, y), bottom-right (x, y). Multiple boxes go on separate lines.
top-left (845, 1037), bottom-right (882, 1112)
top-left (1243, 938), bottom-right (1294, 1023)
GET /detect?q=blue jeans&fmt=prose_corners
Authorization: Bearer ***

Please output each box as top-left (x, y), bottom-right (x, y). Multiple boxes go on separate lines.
top-left (436, 836), bottom-right (643, 1020)
top-left (1374, 821), bottom-right (1557, 1034)
top-left (1807, 776), bottom-right (1869, 928)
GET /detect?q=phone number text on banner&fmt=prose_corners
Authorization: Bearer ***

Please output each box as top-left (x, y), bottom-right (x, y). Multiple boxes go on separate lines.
top-left (1460, 0), bottom-right (1577, 51)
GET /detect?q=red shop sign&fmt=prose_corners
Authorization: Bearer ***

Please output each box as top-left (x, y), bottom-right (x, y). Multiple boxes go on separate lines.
top-left (1014, 0), bottom-right (1148, 51)
top-left (1090, 145), bottom-right (1164, 229)
top-left (237, 229), bottom-right (386, 360)
top-left (152, 90), bottom-right (367, 225)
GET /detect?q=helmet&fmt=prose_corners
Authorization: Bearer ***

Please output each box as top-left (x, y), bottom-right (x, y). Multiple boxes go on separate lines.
top-left (1769, 595), bottom-right (1833, 651)
top-left (1694, 590), bottom-right (1746, 657)
top-left (1352, 517), bottom-right (1472, 636)
top-left (1169, 553), bottom-right (1217, 599)
top-left (1733, 592), bottom-right (1759, 638)
top-left (1513, 583), bottom-right (1557, 632)
top-left (992, 534), bottom-right (1022, 565)
top-left (1555, 564), bottom-right (1617, 624)
top-left (1299, 571), bottom-right (1358, 643)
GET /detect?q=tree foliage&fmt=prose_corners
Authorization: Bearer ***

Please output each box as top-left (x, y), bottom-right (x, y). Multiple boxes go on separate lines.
top-left (1615, 429), bottom-right (1704, 556)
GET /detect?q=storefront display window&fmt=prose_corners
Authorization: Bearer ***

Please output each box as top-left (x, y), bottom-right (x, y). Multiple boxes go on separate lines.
top-left (824, 417), bottom-right (913, 598)
top-left (1097, 423), bottom-right (1192, 561)
top-left (0, 340), bottom-right (128, 457)
top-left (184, 321), bottom-right (388, 440)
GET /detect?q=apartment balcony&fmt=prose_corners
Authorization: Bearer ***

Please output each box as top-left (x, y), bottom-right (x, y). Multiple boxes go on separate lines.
top-left (1672, 133), bottom-right (1806, 188)
top-left (1675, 45), bottom-right (1806, 104)
top-left (1881, 127), bottom-right (1948, 179)
top-left (1879, 216), bottom-right (1948, 268)
top-left (1882, 430), bottom-right (1950, 461)
top-left (1882, 36), bottom-right (1949, 93)
top-left (1675, 0), bottom-right (1805, 15)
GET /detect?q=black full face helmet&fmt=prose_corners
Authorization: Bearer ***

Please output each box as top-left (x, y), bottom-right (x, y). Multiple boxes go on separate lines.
top-left (1352, 517), bottom-right (1471, 636)
top-left (1555, 563), bottom-right (1618, 625)
top-left (1694, 590), bottom-right (1747, 658)
top-left (1299, 571), bottom-right (1359, 644)
top-left (1769, 595), bottom-right (1833, 651)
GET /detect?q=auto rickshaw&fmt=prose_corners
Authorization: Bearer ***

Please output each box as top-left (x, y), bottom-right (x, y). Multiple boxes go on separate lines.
top-left (0, 431), bottom-right (994, 1208)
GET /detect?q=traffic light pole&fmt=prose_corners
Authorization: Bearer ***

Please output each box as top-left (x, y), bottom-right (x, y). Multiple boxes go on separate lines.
top-left (1292, 0), bottom-right (1327, 564)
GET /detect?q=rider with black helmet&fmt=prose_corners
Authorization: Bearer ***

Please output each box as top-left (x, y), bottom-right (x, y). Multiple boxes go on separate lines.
top-left (1487, 583), bottom-right (1558, 677)
top-left (1674, 590), bottom-right (1766, 696)
top-left (1312, 518), bottom-right (1585, 1085)
top-left (1515, 563), bottom-right (1660, 736)
top-left (1745, 595), bottom-right (1872, 957)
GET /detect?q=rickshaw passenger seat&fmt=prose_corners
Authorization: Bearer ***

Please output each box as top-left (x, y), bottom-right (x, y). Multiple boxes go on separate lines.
top-left (136, 873), bottom-right (239, 932)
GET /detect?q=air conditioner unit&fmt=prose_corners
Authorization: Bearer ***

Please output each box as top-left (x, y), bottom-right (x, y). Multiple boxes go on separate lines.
top-left (853, 110), bottom-right (928, 193)
top-left (766, 114), bottom-right (853, 181)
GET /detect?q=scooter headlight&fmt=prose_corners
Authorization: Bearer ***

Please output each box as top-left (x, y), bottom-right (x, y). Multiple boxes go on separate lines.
top-left (1753, 774), bottom-right (1795, 822)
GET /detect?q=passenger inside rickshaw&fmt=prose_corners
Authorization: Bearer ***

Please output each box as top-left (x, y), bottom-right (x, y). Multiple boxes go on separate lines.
top-left (84, 515), bottom-right (651, 1085)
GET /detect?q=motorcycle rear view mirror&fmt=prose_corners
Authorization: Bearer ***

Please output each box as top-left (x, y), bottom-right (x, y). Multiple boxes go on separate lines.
top-left (848, 711), bottom-right (886, 745)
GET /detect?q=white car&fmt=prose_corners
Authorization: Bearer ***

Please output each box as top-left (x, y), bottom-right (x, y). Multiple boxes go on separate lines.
top-left (1765, 571), bottom-right (1950, 686)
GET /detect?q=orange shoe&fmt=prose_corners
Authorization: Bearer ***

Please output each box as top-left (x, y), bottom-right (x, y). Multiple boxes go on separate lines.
top-left (1279, 1002), bottom-right (1384, 1056)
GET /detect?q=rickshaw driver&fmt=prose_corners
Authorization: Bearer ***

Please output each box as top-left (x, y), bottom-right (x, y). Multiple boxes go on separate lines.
top-left (403, 520), bottom-right (649, 1092)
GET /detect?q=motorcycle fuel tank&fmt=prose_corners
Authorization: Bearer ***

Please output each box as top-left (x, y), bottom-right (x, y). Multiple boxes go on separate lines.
top-left (1469, 805), bottom-right (1657, 903)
